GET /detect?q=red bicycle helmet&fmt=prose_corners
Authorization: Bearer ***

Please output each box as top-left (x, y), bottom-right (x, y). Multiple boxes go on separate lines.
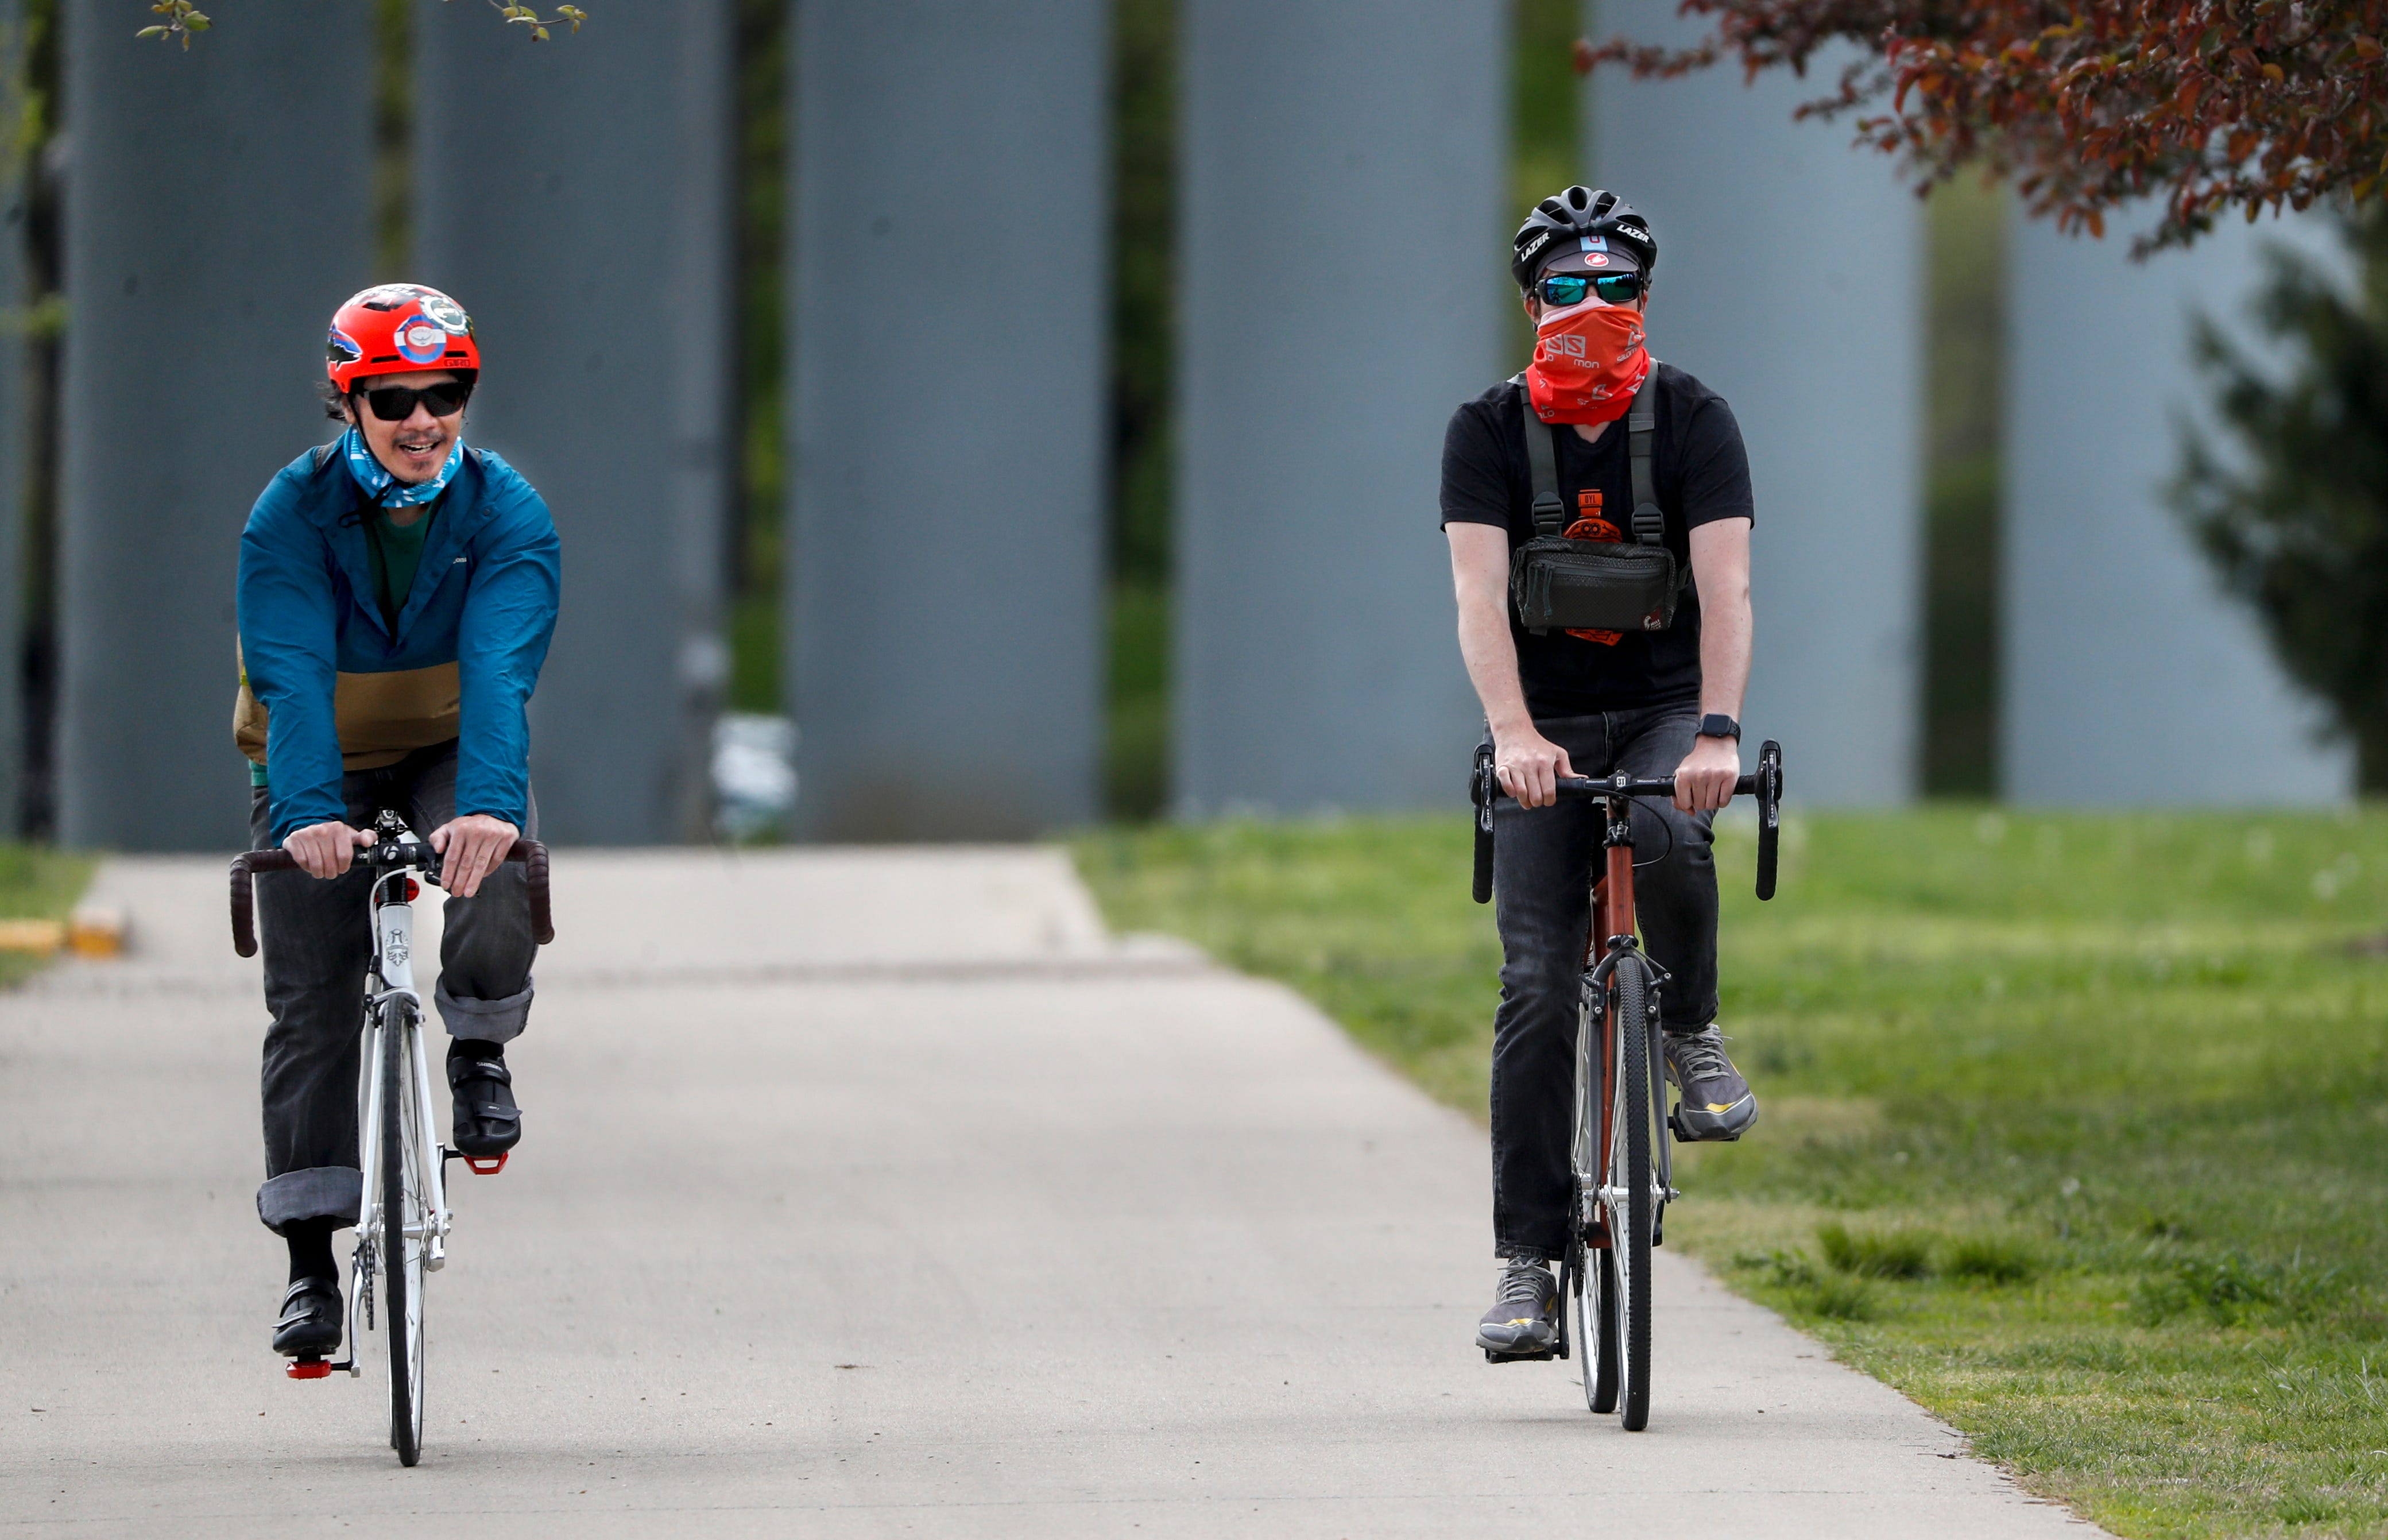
top-left (325, 284), bottom-right (480, 392)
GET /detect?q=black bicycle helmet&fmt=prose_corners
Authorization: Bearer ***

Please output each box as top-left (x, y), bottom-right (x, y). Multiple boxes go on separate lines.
top-left (1511, 187), bottom-right (1658, 294)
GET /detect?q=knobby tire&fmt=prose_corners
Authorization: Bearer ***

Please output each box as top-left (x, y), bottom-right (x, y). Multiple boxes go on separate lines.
top-left (1574, 974), bottom-right (1622, 1415)
top-left (1611, 955), bottom-right (1654, 1431)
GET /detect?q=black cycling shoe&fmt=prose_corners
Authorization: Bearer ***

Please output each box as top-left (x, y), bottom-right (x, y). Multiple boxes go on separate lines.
top-left (272, 1278), bottom-right (343, 1357)
top-left (1664, 1025), bottom-right (1759, 1142)
top-left (447, 1050), bottom-right (522, 1158)
top-left (1476, 1259), bottom-right (1561, 1359)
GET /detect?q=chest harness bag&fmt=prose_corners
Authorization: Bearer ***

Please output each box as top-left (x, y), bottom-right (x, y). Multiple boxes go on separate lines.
top-left (1508, 370), bottom-right (1689, 636)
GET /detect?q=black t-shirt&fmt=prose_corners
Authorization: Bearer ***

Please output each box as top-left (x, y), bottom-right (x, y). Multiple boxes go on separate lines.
top-left (1439, 364), bottom-right (1754, 717)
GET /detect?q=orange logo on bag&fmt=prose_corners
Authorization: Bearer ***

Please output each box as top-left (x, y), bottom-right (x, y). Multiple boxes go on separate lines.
top-left (1565, 489), bottom-right (1620, 544)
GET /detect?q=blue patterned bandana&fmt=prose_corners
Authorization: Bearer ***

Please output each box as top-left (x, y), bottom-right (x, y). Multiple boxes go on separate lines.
top-left (340, 427), bottom-right (464, 508)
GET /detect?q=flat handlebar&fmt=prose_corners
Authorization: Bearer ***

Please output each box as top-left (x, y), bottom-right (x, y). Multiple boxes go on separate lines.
top-left (1470, 740), bottom-right (1783, 905)
top-left (230, 839), bottom-right (554, 958)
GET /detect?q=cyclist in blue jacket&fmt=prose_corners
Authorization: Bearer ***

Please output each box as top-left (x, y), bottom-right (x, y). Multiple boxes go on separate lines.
top-left (238, 285), bottom-right (560, 1361)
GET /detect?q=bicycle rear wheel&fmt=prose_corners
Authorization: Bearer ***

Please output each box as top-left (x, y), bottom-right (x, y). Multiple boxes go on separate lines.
top-left (1605, 954), bottom-right (1655, 1431)
top-left (1574, 1243), bottom-right (1619, 1413)
top-left (381, 999), bottom-right (428, 1466)
top-left (1570, 980), bottom-right (1622, 1414)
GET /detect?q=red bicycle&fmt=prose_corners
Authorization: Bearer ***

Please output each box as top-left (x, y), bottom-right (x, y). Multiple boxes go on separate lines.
top-left (1470, 740), bottom-right (1783, 1430)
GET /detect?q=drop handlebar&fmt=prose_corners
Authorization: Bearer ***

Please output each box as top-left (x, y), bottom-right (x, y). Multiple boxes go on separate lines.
top-left (1470, 739), bottom-right (1783, 905)
top-left (230, 839), bottom-right (553, 958)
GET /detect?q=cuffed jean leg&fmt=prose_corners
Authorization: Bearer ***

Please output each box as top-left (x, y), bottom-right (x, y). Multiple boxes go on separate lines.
top-left (1611, 706), bottom-right (1720, 1030)
top-left (1487, 713), bottom-right (1612, 1259)
top-left (398, 750), bottom-right (540, 1043)
top-left (252, 788), bottom-right (373, 1235)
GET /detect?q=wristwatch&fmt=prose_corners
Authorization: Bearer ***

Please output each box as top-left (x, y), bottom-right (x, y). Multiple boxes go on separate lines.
top-left (1698, 714), bottom-right (1741, 742)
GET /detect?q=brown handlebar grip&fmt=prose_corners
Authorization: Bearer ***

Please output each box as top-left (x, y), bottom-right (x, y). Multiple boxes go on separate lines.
top-left (505, 839), bottom-right (554, 945)
top-left (230, 849), bottom-right (300, 958)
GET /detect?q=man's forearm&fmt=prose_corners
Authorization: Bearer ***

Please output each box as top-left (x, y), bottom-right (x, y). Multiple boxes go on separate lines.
top-left (1699, 589), bottom-right (1751, 721)
top-left (1688, 520), bottom-right (1754, 723)
top-left (1458, 602), bottom-right (1534, 736)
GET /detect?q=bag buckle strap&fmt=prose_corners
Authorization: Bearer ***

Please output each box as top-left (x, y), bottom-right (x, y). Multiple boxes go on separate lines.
top-left (1626, 367), bottom-right (1661, 547)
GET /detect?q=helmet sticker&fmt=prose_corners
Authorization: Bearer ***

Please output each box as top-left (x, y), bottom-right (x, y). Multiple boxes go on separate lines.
top-left (1580, 235), bottom-right (1608, 251)
top-left (418, 293), bottom-right (471, 334)
top-left (393, 314), bottom-right (450, 366)
top-left (1586, 253), bottom-right (1609, 267)
top-left (326, 326), bottom-right (362, 366)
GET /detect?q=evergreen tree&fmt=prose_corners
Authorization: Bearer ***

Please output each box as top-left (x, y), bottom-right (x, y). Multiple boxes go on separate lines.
top-left (2174, 208), bottom-right (2388, 791)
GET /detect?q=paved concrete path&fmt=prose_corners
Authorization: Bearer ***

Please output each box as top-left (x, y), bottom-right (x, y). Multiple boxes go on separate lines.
top-left (2, 849), bottom-right (2104, 1537)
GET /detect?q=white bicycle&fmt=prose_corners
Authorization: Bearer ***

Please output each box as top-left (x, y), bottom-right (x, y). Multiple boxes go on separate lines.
top-left (233, 810), bottom-right (552, 1466)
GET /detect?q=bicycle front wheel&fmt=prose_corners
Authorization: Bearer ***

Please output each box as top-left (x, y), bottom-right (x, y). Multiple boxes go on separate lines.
top-left (1605, 954), bottom-right (1655, 1431)
top-left (381, 998), bottom-right (429, 1466)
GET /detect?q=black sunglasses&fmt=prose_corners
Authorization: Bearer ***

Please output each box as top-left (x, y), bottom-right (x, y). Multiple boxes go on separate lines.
top-left (357, 380), bottom-right (473, 422)
top-left (1537, 271), bottom-right (1644, 307)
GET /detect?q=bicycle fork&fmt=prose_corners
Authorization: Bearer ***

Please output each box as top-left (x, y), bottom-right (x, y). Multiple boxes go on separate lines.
top-left (320, 878), bottom-right (451, 1380)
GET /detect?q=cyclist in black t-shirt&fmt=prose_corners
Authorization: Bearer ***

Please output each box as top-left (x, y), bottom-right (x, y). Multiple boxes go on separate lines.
top-left (1441, 188), bottom-right (1760, 1359)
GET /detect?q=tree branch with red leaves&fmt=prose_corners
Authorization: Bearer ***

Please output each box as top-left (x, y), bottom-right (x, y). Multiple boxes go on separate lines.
top-left (1580, 2), bottom-right (2388, 251)
top-left (139, 0), bottom-right (588, 50)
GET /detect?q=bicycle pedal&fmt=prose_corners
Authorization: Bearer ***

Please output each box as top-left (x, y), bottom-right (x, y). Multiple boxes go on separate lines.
top-left (285, 1357), bottom-right (332, 1380)
top-left (1483, 1347), bottom-right (1561, 1364)
top-left (446, 1148), bottom-right (508, 1175)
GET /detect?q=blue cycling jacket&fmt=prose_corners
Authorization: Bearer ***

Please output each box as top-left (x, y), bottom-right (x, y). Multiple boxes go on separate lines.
top-left (236, 444), bottom-right (561, 842)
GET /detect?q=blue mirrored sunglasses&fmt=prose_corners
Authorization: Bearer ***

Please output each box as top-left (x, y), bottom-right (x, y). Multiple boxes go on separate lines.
top-left (1538, 271), bottom-right (1644, 306)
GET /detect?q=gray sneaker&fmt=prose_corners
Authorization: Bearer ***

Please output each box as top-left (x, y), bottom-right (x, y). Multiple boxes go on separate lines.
top-left (1664, 1026), bottom-right (1758, 1141)
top-left (1476, 1259), bottom-right (1559, 1359)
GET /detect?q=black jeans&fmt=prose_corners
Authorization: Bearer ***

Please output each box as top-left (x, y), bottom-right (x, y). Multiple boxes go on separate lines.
top-left (1489, 705), bottom-right (1717, 1260)
top-left (251, 741), bottom-right (539, 1235)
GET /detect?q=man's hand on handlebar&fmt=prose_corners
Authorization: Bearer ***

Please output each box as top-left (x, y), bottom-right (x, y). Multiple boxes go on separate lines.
top-left (284, 820), bottom-right (374, 880)
top-left (1493, 725), bottom-right (1576, 810)
top-left (433, 815), bottom-right (520, 899)
top-left (1672, 734), bottom-right (1741, 813)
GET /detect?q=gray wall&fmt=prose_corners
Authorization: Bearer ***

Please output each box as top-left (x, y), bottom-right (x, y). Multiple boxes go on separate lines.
top-left (59, 4), bottom-right (372, 850)
top-left (787, 0), bottom-right (1108, 840)
top-left (415, 0), bottom-right (733, 845)
top-left (1172, 0), bottom-right (1502, 816)
top-left (1588, 3), bottom-right (1923, 804)
top-left (2001, 210), bottom-right (2351, 803)
top-left (0, 0), bottom-right (23, 834)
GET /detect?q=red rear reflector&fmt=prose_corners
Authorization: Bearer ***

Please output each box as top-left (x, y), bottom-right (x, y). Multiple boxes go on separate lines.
top-left (403, 877), bottom-right (420, 901)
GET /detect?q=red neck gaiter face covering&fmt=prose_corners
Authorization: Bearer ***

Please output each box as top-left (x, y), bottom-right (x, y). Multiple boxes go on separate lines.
top-left (1525, 300), bottom-right (1651, 425)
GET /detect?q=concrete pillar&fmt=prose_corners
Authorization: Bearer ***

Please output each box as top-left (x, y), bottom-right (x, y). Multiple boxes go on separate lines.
top-left (0, 0), bottom-right (24, 834)
top-left (414, 0), bottom-right (733, 845)
top-left (1174, 0), bottom-right (1503, 815)
top-left (2001, 210), bottom-right (2351, 803)
top-left (1588, 2), bottom-right (1924, 804)
top-left (59, 4), bottom-right (372, 850)
top-left (787, 1), bottom-right (1109, 841)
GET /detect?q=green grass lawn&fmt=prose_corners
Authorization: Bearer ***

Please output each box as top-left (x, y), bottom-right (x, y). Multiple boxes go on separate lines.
top-left (1073, 807), bottom-right (2388, 1539)
top-left (0, 845), bottom-right (96, 988)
